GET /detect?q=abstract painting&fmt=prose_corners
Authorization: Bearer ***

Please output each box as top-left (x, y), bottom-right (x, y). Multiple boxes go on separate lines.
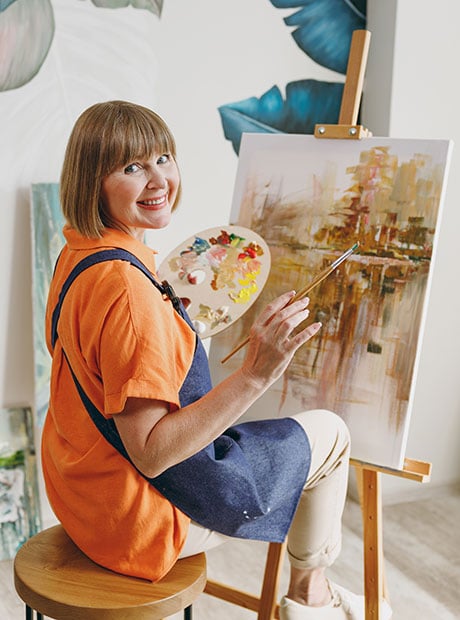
top-left (0, 407), bottom-right (41, 559)
top-left (209, 133), bottom-right (453, 469)
top-left (30, 183), bottom-right (65, 427)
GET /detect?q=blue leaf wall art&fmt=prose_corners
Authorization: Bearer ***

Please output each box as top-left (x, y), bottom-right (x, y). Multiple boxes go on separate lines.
top-left (270, 0), bottom-right (366, 74)
top-left (219, 80), bottom-right (344, 155)
top-left (219, 0), bottom-right (367, 155)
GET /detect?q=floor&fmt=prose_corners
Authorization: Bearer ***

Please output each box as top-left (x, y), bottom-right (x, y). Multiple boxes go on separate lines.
top-left (2, 488), bottom-right (459, 619)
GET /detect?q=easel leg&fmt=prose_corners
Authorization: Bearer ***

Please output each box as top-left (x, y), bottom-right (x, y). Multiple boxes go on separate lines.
top-left (258, 541), bottom-right (286, 620)
top-left (358, 467), bottom-right (385, 619)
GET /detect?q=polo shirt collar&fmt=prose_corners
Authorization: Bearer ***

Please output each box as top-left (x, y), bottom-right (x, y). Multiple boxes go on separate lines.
top-left (63, 225), bottom-right (158, 272)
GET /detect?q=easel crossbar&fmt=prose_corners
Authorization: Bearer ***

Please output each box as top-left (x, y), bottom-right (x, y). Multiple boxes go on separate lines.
top-left (350, 458), bottom-right (432, 483)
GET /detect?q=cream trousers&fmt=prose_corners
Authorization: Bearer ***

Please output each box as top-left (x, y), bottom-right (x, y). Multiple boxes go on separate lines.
top-left (179, 409), bottom-right (350, 570)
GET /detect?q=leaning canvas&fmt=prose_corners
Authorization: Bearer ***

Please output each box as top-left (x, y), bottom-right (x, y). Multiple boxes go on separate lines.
top-left (209, 133), bottom-right (453, 469)
top-left (0, 407), bottom-right (41, 559)
top-left (30, 183), bottom-right (65, 427)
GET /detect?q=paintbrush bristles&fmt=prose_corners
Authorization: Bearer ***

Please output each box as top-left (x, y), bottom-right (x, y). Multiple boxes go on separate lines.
top-left (221, 242), bottom-right (360, 364)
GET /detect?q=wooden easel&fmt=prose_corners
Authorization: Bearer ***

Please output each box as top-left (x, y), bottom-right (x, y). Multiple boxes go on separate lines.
top-left (205, 29), bottom-right (432, 620)
top-left (350, 457), bottom-right (431, 619)
top-left (315, 29), bottom-right (433, 620)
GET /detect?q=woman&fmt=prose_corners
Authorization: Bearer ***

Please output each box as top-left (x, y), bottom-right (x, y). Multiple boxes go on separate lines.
top-left (42, 100), bottom-right (391, 620)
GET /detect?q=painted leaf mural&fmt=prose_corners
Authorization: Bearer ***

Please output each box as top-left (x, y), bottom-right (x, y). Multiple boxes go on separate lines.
top-left (269, 0), bottom-right (366, 74)
top-left (0, 0), bottom-right (162, 91)
top-left (0, 0), bottom-right (55, 91)
top-left (219, 0), bottom-right (366, 153)
top-left (219, 80), bottom-right (344, 154)
top-left (89, 0), bottom-right (163, 17)
top-left (0, 1), bottom-right (17, 10)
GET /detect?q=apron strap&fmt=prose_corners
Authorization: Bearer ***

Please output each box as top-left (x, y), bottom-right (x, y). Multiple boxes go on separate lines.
top-left (50, 248), bottom-right (180, 479)
top-left (51, 248), bottom-right (177, 348)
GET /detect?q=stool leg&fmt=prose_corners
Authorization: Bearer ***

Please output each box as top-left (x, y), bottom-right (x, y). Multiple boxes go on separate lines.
top-left (184, 604), bottom-right (192, 620)
top-left (25, 606), bottom-right (43, 620)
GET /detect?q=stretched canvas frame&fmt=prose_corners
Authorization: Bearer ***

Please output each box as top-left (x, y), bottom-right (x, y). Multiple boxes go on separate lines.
top-left (30, 183), bottom-right (65, 427)
top-left (209, 133), bottom-right (453, 469)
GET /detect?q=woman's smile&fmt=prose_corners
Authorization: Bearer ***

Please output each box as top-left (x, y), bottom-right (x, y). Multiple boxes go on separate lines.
top-left (137, 194), bottom-right (168, 209)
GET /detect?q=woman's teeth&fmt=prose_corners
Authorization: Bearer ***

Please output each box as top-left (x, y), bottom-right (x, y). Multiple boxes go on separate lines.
top-left (140, 197), bottom-right (165, 205)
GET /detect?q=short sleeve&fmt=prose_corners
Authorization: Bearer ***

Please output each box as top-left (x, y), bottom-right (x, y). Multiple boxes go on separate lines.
top-left (83, 262), bottom-right (196, 414)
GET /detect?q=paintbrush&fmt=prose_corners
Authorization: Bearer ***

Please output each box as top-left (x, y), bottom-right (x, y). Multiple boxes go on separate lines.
top-left (220, 241), bottom-right (360, 364)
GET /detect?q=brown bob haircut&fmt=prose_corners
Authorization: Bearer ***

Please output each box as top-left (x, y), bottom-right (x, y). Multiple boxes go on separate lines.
top-left (60, 100), bottom-right (181, 238)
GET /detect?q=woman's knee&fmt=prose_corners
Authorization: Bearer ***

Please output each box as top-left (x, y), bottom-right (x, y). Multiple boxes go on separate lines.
top-left (292, 409), bottom-right (350, 447)
top-left (291, 409), bottom-right (350, 478)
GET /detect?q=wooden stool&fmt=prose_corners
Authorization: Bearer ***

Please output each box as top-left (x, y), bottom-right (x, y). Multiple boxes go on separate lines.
top-left (14, 525), bottom-right (206, 620)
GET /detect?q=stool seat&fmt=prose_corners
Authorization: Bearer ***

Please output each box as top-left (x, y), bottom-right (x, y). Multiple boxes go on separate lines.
top-left (14, 525), bottom-right (206, 620)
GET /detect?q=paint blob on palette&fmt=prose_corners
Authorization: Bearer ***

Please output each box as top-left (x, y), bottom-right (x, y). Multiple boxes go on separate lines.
top-left (158, 225), bottom-right (271, 338)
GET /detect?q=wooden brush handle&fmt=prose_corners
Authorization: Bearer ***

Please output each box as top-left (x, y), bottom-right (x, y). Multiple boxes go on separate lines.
top-left (221, 242), bottom-right (359, 364)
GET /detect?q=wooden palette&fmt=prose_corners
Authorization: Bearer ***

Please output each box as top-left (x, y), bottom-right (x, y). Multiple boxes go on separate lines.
top-left (158, 225), bottom-right (271, 338)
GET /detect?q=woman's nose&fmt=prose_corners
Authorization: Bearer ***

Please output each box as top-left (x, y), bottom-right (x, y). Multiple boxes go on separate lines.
top-left (146, 167), bottom-right (166, 189)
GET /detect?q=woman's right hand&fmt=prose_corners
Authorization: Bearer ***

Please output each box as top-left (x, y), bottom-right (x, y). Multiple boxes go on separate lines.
top-left (242, 291), bottom-right (322, 391)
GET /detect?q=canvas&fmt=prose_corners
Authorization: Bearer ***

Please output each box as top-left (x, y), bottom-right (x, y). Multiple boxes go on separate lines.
top-left (0, 407), bottom-right (41, 559)
top-left (30, 183), bottom-right (65, 427)
top-left (209, 133), bottom-right (453, 469)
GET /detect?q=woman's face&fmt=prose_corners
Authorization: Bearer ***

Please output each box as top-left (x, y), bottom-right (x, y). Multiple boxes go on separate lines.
top-left (100, 151), bottom-right (180, 241)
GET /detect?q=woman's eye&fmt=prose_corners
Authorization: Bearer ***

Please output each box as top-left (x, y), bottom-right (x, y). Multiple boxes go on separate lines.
top-left (124, 163), bottom-right (141, 174)
top-left (157, 154), bottom-right (170, 165)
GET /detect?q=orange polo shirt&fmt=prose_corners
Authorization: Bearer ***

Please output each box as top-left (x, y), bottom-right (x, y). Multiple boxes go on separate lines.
top-left (42, 226), bottom-right (195, 581)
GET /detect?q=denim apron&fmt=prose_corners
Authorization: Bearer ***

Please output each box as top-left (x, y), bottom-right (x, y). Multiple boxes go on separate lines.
top-left (52, 249), bottom-right (311, 542)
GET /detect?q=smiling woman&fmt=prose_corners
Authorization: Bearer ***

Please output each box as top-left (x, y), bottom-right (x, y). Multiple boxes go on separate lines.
top-left (59, 101), bottom-right (182, 238)
top-left (40, 99), bottom-right (387, 620)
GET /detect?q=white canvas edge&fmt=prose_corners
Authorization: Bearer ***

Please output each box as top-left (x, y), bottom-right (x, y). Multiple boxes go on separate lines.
top-left (390, 139), bottom-right (454, 470)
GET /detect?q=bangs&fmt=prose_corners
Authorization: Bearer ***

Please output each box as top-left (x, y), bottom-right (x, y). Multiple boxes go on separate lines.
top-left (98, 104), bottom-right (177, 175)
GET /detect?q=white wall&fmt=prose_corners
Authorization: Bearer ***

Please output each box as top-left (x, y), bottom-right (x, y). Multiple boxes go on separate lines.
top-left (2, 0), bottom-right (458, 526)
top-left (0, 0), bottom-right (337, 525)
top-left (363, 0), bottom-right (460, 500)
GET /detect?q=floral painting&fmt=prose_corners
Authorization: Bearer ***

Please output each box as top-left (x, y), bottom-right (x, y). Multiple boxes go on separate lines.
top-left (209, 133), bottom-right (453, 469)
